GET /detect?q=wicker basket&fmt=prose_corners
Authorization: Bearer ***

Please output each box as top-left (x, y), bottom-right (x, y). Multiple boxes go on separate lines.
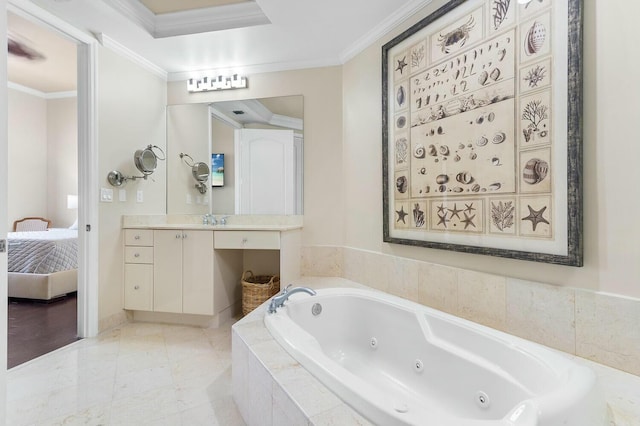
top-left (241, 270), bottom-right (280, 316)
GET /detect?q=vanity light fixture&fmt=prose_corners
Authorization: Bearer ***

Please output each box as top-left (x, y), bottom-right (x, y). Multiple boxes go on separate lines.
top-left (187, 74), bottom-right (247, 92)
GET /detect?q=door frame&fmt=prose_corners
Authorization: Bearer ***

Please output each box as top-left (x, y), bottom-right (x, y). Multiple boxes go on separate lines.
top-left (7, 0), bottom-right (99, 338)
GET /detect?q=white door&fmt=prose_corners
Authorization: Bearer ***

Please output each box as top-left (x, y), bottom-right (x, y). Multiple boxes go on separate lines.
top-left (235, 129), bottom-right (295, 215)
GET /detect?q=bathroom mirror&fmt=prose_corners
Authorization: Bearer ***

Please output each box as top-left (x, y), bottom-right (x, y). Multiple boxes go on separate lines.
top-left (134, 146), bottom-right (159, 175)
top-left (166, 95), bottom-right (303, 215)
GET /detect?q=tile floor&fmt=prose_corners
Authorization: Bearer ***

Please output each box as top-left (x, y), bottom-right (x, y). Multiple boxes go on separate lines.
top-left (6, 319), bottom-right (246, 426)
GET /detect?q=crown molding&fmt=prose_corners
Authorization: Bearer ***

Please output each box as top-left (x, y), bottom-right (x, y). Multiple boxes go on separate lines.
top-left (95, 33), bottom-right (168, 81)
top-left (209, 105), bottom-right (243, 129)
top-left (339, 0), bottom-right (433, 63)
top-left (269, 114), bottom-right (303, 131)
top-left (154, 2), bottom-right (270, 38)
top-left (8, 81), bottom-right (77, 99)
top-left (103, 0), bottom-right (270, 39)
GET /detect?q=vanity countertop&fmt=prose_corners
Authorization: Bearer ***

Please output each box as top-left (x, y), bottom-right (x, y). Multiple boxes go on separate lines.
top-left (123, 223), bottom-right (302, 231)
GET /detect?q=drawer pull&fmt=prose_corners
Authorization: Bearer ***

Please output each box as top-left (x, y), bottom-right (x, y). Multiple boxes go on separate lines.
top-left (134, 285), bottom-right (140, 290)
top-left (176, 234), bottom-right (181, 239)
top-left (134, 235), bottom-right (140, 240)
top-left (134, 253), bottom-right (140, 258)
top-left (242, 238), bottom-right (248, 244)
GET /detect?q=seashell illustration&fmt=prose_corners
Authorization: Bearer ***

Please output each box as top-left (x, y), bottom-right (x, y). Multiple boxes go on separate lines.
top-left (491, 157), bottom-right (502, 166)
top-left (419, 167), bottom-right (426, 175)
top-left (396, 116), bottom-right (406, 128)
top-left (523, 158), bottom-right (549, 184)
top-left (456, 172), bottom-right (473, 185)
top-left (478, 70), bottom-right (489, 86)
top-left (458, 143), bottom-right (466, 150)
top-left (536, 160), bottom-right (549, 181)
top-left (397, 86), bottom-right (406, 106)
top-left (492, 132), bottom-right (506, 144)
top-left (414, 144), bottom-right (426, 158)
top-left (489, 182), bottom-right (502, 191)
top-left (439, 145), bottom-right (450, 156)
top-left (525, 21), bottom-right (546, 56)
top-left (396, 176), bottom-right (408, 193)
top-left (476, 115), bottom-right (484, 124)
top-left (487, 112), bottom-right (496, 122)
top-left (436, 174), bottom-right (449, 184)
top-left (490, 68), bottom-right (501, 81)
top-left (471, 183), bottom-right (481, 192)
top-left (476, 136), bottom-right (489, 147)
top-left (438, 185), bottom-right (447, 193)
top-left (437, 126), bottom-right (444, 135)
top-left (428, 144), bottom-right (438, 156)
top-left (452, 187), bottom-right (464, 193)
top-left (469, 152), bottom-right (478, 160)
top-left (425, 186), bottom-right (430, 193)
top-left (454, 154), bottom-right (461, 162)
top-left (497, 48), bottom-right (506, 62)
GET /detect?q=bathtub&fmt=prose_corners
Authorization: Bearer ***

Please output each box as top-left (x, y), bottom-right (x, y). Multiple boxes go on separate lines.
top-left (264, 287), bottom-right (609, 426)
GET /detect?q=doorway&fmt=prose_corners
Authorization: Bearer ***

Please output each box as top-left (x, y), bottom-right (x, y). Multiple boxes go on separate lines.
top-left (4, 1), bottom-right (99, 370)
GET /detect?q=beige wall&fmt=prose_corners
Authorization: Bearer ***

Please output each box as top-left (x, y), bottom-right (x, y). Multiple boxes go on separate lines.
top-left (98, 46), bottom-right (167, 329)
top-left (210, 118), bottom-right (236, 214)
top-left (166, 103), bottom-right (210, 215)
top-left (168, 66), bottom-right (344, 246)
top-left (47, 97), bottom-right (77, 228)
top-left (7, 88), bottom-right (47, 228)
top-left (341, 0), bottom-right (640, 299)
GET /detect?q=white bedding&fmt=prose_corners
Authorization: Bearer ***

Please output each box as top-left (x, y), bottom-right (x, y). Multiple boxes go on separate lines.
top-left (8, 228), bottom-right (78, 274)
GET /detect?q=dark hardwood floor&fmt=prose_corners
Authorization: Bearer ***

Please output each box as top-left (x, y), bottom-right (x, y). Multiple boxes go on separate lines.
top-left (7, 293), bottom-right (80, 369)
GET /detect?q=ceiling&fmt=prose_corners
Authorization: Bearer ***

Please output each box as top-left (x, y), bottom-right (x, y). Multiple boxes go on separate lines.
top-left (9, 0), bottom-right (429, 93)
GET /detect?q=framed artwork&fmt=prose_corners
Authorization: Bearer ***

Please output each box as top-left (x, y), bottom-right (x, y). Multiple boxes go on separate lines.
top-left (382, 0), bottom-right (583, 266)
top-left (211, 153), bottom-right (225, 187)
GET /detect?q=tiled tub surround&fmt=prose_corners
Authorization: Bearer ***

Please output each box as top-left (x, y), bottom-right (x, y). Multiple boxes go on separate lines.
top-left (233, 277), bottom-right (640, 426)
top-left (301, 246), bottom-right (640, 377)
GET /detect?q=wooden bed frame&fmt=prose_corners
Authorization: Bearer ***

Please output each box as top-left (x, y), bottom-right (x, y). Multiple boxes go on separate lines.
top-left (8, 269), bottom-right (77, 300)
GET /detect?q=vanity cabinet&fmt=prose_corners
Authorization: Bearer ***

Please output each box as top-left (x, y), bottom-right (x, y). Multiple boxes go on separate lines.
top-left (122, 222), bottom-right (302, 323)
top-left (153, 230), bottom-right (214, 315)
top-left (123, 230), bottom-right (154, 311)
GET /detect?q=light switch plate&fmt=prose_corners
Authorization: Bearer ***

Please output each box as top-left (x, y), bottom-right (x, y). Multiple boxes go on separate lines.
top-left (136, 190), bottom-right (143, 203)
top-left (100, 188), bottom-right (113, 202)
top-left (119, 189), bottom-right (127, 202)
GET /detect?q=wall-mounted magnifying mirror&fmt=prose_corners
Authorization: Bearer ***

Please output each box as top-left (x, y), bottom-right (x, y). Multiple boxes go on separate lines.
top-left (180, 153), bottom-right (210, 194)
top-left (107, 144), bottom-right (165, 186)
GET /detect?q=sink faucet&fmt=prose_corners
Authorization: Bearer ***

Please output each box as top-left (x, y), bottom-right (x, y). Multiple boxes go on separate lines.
top-left (219, 216), bottom-right (229, 225)
top-left (268, 285), bottom-right (316, 313)
top-left (202, 214), bottom-right (217, 225)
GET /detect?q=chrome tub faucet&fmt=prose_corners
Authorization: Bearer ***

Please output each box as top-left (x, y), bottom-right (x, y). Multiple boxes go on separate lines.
top-left (268, 285), bottom-right (316, 313)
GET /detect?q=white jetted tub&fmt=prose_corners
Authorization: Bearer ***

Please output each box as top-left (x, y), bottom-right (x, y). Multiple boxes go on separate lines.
top-left (264, 287), bottom-right (609, 426)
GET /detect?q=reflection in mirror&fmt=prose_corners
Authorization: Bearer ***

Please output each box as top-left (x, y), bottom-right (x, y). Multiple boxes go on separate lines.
top-left (166, 95), bottom-right (303, 216)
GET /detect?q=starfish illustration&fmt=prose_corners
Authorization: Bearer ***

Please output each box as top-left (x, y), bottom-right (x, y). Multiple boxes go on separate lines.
top-left (396, 206), bottom-right (408, 224)
top-left (396, 57), bottom-right (408, 74)
top-left (522, 205), bottom-right (549, 231)
top-left (436, 213), bottom-right (449, 228)
top-left (437, 203), bottom-right (447, 215)
top-left (448, 203), bottom-right (463, 220)
top-left (461, 212), bottom-right (476, 230)
top-left (464, 203), bottom-right (475, 214)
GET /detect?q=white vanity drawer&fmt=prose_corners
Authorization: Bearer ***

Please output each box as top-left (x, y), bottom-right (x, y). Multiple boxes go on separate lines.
top-left (124, 246), bottom-right (153, 264)
top-left (125, 229), bottom-right (154, 246)
top-left (214, 231), bottom-right (280, 249)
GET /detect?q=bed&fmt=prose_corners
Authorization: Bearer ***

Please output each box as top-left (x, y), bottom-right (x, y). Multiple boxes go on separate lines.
top-left (8, 228), bottom-right (78, 300)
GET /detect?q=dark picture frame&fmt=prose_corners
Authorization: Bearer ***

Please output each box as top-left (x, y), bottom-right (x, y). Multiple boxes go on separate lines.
top-left (382, 0), bottom-right (583, 266)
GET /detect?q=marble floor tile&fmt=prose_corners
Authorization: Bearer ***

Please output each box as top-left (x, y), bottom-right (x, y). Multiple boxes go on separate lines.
top-left (6, 318), bottom-right (246, 426)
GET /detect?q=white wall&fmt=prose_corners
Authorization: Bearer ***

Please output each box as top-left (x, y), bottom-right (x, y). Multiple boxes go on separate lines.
top-left (7, 88), bottom-right (47, 228)
top-left (46, 97), bottom-right (77, 228)
top-left (97, 46), bottom-right (167, 330)
top-left (340, 0), bottom-right (640, 299)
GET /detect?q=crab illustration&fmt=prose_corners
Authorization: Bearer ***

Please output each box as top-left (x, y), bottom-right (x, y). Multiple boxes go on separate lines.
top-left (437, 16), bottom-right (475, 54)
